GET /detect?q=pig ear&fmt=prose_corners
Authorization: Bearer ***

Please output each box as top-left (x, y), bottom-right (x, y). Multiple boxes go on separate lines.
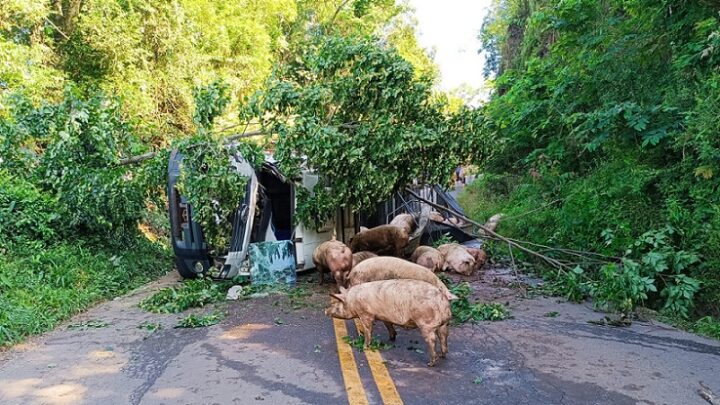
top-left (329, 293), bottom-right (346, 303)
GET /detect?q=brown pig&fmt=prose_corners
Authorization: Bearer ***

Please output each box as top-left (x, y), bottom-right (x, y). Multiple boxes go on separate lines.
top-left (352, 251), bottom-right (378, 268)
top-left (389, 213), bottom-right (416, 235)
top-left (437, 243), bottom-right (476, 275)
top-left (347, 256), bottom-right (457, 301)
top-left (410, 246), bottom-right (445, 273)
top-left (349, 225), bottom-right (408, 257)
top-left (325, 280), bottom-right (452, 367)
top-left (465, 247), bottom-right (487, 271)
top-left (312, 240), bottom-right (352, 286)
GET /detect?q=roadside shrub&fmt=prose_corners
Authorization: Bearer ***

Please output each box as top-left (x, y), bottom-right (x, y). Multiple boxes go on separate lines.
top-left (0, 237), bottom-right (170, 346)
top-left (0, 172), bottom-right (63, 248)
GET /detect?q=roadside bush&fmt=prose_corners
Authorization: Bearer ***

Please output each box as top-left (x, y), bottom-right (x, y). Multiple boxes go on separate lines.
top-left (0, 172), bottom-right (63, 248)
top-left (460, 160), bottom-right (707, 319)
top-left (0, 237), bottom-right (171, 346)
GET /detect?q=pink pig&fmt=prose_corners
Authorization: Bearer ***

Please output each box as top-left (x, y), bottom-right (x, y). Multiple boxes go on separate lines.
top-left (325, 280), bottom-right (452, 367)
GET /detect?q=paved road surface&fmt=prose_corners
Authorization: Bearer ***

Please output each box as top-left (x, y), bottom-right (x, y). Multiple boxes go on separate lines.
top-left (1, 268), bottom-right (718, 405)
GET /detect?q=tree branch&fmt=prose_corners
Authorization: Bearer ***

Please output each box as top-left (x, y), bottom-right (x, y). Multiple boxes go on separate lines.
top-left (328, 0), bottom-right (353, 28)
top-left (406, 188), bottom-right (573, 271)
top-left (118, 129), bottom-right (266, 166)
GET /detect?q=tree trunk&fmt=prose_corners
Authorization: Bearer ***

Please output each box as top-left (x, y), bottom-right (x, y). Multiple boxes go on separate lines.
top-left (52, 0), bottom-right (83, 40)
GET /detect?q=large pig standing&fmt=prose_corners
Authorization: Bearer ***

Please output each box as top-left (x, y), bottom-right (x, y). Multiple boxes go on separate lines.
top-left (349, 225), bottom-right (408, 257)
top-left (312, 240), bottom-right (352, 286)
top-left (351, 251), bottom-right (378, 268)
top-left (437, 243), bottom-right (476, 275)
top-left (325, 280), bottom-right (452, 366)
top-left (347, 256), bottom-right (457, 300)
top-left (410, 246), bottom-right (445, 273)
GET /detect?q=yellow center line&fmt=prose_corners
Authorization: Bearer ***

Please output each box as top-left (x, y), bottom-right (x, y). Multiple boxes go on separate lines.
top-left (333, 318), bottom-right (369, 405)
top-left (354, 320), bottom-right (404, 405)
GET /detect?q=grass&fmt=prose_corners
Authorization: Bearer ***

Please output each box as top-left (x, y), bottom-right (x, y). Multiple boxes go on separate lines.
top-left (662, 315), bottom-right (720, 341)
top-left (0, 237), bottom-right (171, 347)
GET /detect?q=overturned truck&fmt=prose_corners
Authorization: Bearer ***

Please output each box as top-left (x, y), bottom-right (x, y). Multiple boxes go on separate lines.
top-left (167, 149), bottom-right (478, 280)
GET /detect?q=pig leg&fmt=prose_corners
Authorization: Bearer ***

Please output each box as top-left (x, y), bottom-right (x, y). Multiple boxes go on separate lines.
top-left (383, 321), bottom-right (397, 341)
top-left (420, 327), bottom-right (439, 367)
top-left (359, 316), bottom-right (375, 349)
top-left (438, 323), bottom-right (449, 358)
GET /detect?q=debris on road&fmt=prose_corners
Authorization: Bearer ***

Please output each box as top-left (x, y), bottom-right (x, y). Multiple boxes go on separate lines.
top-left (175, 311), bottom-right (225, 328)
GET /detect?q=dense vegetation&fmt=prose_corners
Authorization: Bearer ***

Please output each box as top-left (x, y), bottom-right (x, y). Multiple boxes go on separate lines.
top-left (470, 0), bottom-right (720, 322)
top-left (0, 0), bottom-right (463, 345)
top-left (4, 0), bottom-right (718, 345)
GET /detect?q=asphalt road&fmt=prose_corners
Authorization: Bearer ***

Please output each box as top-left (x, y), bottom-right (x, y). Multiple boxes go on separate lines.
top-left (1, 268), bottom-right (719, 405)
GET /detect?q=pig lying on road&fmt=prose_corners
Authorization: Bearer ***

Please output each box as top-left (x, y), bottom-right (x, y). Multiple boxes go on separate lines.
top-left (312, 240), bottom-right (352, 286)
top-left (347, 256), bottom-right (457, 301)
top-left (325, 280), bottom-right (452, 366)
top-left (349, 225), bottom-right (408, 257)
top-left (410, 246), bottom-right (445, 272)
top-left (351, 251), bottom-right (378, 269)
top-left (438, 243), bottom-right (476, 275)
top-left (465, 247), bottom-right (487, 271)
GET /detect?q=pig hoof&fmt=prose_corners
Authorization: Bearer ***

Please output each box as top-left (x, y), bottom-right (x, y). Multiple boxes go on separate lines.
top-left (389, 336), bottom-right (396, 342)
top-left (439, 352), bottom-right (446, 358)
top-left (427, 360), bottom-right (437, 367)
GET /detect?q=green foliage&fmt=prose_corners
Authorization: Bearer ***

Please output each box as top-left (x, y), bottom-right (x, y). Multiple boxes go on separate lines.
top-left (588, 262), bottom-right (656, 314)
top-left (193, 81), bottom-right (231, 131)
top-left (0, 0), bottom-right (444, 347)
top-left (0, 91), bottom-right (149, 237)
top-left (245, 35), bottom-right (485, 228)
top-left (0, 237), bottom-right (170, 346)
top-left (551, 266), bottom-right (588, 303)
top-left (440, 275), bottom-right (512, 323)
top-left (0, 172), bottom-right (62, 247)
top-left (67, 320), bottom-right (110, 330)
top-left (173, 135), bottom-right (260, 251)
top-left (138, 278), bottom-right (231, 313)
top-left (138, 322), bottom-right (162, 332)
top-left (342, 334), bottom-right (394, 352)
top-left (172, 82), bottom-right (263, 251)
top-left (691, 316), bottom-right (720, 340)
top-left (175, 311), bottom-right (225, 328)
top-left (432, 233), bottom-right (456, 248)
top-left (470, 0), bottom-right (720, 320)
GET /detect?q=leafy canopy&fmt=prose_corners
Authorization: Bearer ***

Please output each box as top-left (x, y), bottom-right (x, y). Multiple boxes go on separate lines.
top-left (245, 35), bottom-right (486, 227)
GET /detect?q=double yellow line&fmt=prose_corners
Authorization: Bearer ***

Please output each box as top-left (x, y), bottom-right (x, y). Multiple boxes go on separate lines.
top-left (332, 318), bottom-right (403, 405)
